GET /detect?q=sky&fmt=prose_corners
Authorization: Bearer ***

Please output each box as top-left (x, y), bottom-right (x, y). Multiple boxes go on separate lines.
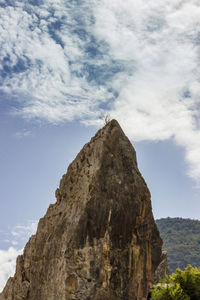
top-left (1, 0), bottom-right (200, 292)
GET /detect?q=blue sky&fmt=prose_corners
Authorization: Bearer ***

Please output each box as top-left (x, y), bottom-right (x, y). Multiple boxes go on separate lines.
top-left (1, 0), bottom-right (200, 291)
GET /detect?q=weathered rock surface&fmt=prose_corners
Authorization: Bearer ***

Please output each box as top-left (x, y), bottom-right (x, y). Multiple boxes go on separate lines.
top-left (0, 120), bottom-right (163, 300)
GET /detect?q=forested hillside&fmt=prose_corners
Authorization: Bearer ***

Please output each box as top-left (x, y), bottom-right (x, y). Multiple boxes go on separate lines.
top-left (156, 217), bottom-right (200, 273)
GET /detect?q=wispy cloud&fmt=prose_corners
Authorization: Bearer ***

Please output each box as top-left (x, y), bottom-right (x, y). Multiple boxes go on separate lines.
top-left (1, 0), bottom-right (200, 182)
top-left (10, 220), bottom-right (38, 245)
top-left (0, 247), bottom-right (22, 292)
top-left (0, 220), bottom-right (38, 291)
top-left (0, 1), bottom-right (112, 122)
top-left (14, 129), bottom-right (31, 139)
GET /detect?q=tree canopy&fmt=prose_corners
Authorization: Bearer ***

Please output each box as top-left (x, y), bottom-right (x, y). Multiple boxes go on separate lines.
top-left (150, 265), bottom-right (200, 300)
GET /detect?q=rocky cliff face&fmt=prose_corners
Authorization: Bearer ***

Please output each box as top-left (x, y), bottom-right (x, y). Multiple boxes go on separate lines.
top-left (0, 120), bottom-right (162, 300)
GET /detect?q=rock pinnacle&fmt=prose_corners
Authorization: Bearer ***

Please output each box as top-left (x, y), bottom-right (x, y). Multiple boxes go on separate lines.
top-left (0, 120), bottom-right (162, 300)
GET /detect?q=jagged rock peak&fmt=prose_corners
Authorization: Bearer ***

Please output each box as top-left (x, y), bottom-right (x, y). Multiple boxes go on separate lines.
top-left (0, 119), bottom-right (163, 300)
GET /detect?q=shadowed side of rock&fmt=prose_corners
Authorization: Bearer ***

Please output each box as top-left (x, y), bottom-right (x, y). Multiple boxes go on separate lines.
top-left (0, 120), bottom-right (163, 300)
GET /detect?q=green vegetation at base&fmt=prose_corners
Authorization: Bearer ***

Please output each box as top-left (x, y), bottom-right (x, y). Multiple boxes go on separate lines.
top-left (150, 265), bottom-right (200, 300)
top-left (156, 218), bottom-right (200, 273)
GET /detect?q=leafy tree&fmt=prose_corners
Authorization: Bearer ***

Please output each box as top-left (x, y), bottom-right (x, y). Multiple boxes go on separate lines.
top-left (150, 265), bottom-right (200, 300)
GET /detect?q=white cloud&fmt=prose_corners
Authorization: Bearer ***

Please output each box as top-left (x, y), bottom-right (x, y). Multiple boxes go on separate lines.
top-left (0, 1), bottom-right (111, 123)
top-left (0, 247), bottom-right (23, 292)
top-left (11, 220), bottom-right (38, 244)
top-left (92, 0), bottom-right (200, 183)
top-left (0, 221), bottom-right (37, 292)
top-left (15, 129), bottom-right (31, 139)
top-left (1, 0), bottom-right (200, 182)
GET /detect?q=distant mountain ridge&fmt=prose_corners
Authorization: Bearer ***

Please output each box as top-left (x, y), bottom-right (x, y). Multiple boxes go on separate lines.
top-left (156, 217), bottom-right (200, 274)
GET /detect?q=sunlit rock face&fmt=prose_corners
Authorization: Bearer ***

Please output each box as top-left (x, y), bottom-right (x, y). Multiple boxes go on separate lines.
top-left (0, 120), bottom-right (162, 300)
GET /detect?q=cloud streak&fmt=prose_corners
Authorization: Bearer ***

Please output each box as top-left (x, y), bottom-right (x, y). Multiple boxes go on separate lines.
top-left (1, 0), bottom-right (200, 181)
